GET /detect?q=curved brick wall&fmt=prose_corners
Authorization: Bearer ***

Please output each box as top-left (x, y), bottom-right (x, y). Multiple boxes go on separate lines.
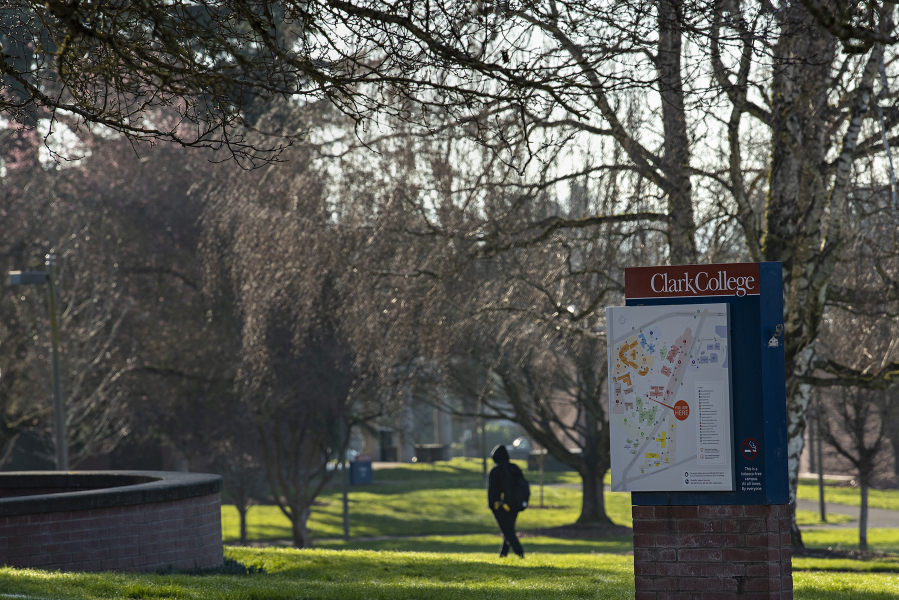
top-left (0, 471), bottom-right (223, 572)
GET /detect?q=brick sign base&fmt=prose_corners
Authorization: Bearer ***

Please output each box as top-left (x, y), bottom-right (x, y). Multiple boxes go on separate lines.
top-left (633, 504), bottom-right (792, 600)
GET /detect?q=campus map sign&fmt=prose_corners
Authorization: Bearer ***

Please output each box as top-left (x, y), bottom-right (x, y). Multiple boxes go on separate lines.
top-left (607, 304), bottom-right (734, 492)
top-left (612, 262), bottom-right (790, 506)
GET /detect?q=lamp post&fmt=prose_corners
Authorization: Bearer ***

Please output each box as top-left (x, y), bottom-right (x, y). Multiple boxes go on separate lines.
top-left (8, 254), bottom-right (68, 471)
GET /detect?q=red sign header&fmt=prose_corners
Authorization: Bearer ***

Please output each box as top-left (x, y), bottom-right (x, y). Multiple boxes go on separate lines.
top-left (625, 263), bottom-right (760, 299)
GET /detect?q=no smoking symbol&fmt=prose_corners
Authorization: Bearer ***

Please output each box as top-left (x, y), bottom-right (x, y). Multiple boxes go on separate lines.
top-left (742, 438), bottom-right (759, 460)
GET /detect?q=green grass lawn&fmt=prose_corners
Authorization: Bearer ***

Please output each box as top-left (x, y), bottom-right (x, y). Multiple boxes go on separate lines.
top-left (314, 533), bottom-right (633, 554)
top-left (222, 458), bottom-right (632, 542)
top-left (6, 459), bottom-right (899, 599)
top-left (221, 457), bottom-right (856, 543)
top-left (797, 482), bottom-right (899, 511)
top-left (793, 556), bottom-right (899, 573)
top-left (222, 501), bottom-right (847, 544)
top-left (801, 528), bottom-right (899, 553)
top-left (0, 549), bottom-right (637, 600)
top-left (4, 548), bottom-right (899, 600)
top-left (222, 488), bottom-right (632, 542)
top-left (796, 510), bottom-right (854, 525)
top-left (219, 457), bottom-right (895, 559)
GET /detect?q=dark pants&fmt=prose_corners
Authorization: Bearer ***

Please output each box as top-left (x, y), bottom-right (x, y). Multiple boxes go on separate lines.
top-left (492, 509), bottom-right (524, 557)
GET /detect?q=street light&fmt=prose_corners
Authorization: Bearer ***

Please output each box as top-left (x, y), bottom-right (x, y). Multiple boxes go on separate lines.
top-left (8, 254), bottom-right (68, 471)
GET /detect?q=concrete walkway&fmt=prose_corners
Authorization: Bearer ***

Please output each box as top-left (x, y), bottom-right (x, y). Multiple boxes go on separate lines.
top-left (796, 498), bottom-right (899, 529)
top-left (595, 484), bottom-right (899, 529)
top-left (368, 466), bottom-right (899, 530)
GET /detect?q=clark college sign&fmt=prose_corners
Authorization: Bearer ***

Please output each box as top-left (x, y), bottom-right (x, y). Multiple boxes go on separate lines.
top-left (625, 263), bottom-right (760, 299)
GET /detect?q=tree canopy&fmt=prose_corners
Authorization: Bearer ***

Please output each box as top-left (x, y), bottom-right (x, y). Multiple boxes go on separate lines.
top-left (5, 0), bottom-right (899, 549)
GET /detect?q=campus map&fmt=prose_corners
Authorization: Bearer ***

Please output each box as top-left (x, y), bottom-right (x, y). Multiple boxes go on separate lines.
top-left (606, 304), bottom-right (734, 492)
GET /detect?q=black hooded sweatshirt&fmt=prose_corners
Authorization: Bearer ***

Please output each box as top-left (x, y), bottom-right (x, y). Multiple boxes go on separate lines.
top-left (487, 445), bottom-right (525, 511)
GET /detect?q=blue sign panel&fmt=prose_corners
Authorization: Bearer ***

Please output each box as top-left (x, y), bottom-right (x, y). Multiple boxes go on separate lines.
top-left (624, 262), bottom-right (788, 506)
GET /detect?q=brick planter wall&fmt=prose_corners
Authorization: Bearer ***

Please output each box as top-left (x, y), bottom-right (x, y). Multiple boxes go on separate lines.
top-left (0, 471), bottom-right (222, 572)
top-left (632, 504), bottom-right (792, 600)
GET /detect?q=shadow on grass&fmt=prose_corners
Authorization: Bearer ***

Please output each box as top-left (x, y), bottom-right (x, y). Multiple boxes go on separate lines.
top-left (311, 534), bottom-right (633, 554)
top-left (243, 580), bottom-right (634, 600)
top-left (226, 511), bottom-right (499, 542)
top-left (225, 487), bottom-right (601, 542)
top-left (228, 546), bottom-right (634, 582)
top-left (311, 507), bottom-right (498, 537)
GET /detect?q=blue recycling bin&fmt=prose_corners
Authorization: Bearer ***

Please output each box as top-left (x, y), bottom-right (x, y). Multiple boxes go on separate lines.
top-left (349, 460), bottom-right (373, 485)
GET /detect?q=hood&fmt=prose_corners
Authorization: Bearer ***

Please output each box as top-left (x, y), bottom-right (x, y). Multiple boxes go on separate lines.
top-left (491, 444), bottom-right (510, 463)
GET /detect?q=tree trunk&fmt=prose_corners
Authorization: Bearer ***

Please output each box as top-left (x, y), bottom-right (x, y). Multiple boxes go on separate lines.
top-left (817, 421), bottom-right (826, 523)
top-left (859, 482), bottom-right (869, 551)
top-left (890, 427), bottom-right (899, 477)
top-left (577, 467), bottom-right (613, 525)
top-left (780, 38), bottom-right (880, 543)
top-left (342, 453), bottom-right (351, 541)
top-left (291, 505), bottom-right (311, 548)
top-left (657, 0), bottom-right (697, 265)
top-left (786, 358), bottom-right (815, 549)
top-left (237, 504), bottom-right (248, 545)
top-left (762, 1), bottom-right (881, 551)
top-left (807, 416), bottom-right (816, 473)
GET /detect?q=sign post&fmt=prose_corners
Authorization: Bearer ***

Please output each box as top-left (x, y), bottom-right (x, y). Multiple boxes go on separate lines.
top-left (610, 262), bottom-right (791, 600)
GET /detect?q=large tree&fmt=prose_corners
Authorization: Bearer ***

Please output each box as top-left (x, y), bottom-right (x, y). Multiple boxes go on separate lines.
top-left (200, 111), bottom-right (387, 546)
top-left (713, 2), bottom-right (899, 545)
top-left (7, 0), bottom-right (899, 548)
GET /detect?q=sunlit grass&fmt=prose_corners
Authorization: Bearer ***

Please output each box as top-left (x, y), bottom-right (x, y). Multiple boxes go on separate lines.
top-left (217, 457), bottom-right (899, 564)
top-left (4, 548), bottom-right (899, 600)
top-left (794, 571), bottom-right (899, 599)
top-left (0, 549), bottom-right (638, 600)
top-left (796, 509), bottom-right (854, 525)
top-left (221, 501), bottom-right (899, 556)
top-left (793, 557), bottom-right (899, 573)
top-left (222, 488), bottom-right (633, 542)
top-left (797, 483), bottom-right (899, 512)
top-left (314, 533), bottom-right (633, 554)
top-left (801, 528), bottom-right (899, 553)
top-left (222, 458), bottom-right (633, 543)
top-left (221, 482), bottom-right (848, 543)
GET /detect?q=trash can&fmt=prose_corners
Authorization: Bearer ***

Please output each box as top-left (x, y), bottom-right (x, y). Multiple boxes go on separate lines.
top-left (349, 460), bottom-right (373, 485)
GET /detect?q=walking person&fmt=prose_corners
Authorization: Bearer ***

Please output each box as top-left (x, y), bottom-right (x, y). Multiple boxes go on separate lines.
top-left (488, 444), bottom-right (529, 558)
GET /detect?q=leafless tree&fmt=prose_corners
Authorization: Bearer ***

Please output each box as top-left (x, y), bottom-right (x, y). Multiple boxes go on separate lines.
top-left (818, 387), bottom-right (893, 551)
top-left (798, 0), bottom-right (897, 53)
top-left (709, 0), bottom-right (899, 546)
top-left (319, 108), bottom-right (678, 524)
top-left (213, 437), bottom-right (268, 546)
top-left (1, 116), bottom-right (243, 470)
top-left (252, 325), bottom-right (357, 548)
top-left (8, 0), bottom-right (899, 551)
top-left (201, 107), bottom-right (386, 546)
top-left (1, 130), bottom-right (136, 466)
